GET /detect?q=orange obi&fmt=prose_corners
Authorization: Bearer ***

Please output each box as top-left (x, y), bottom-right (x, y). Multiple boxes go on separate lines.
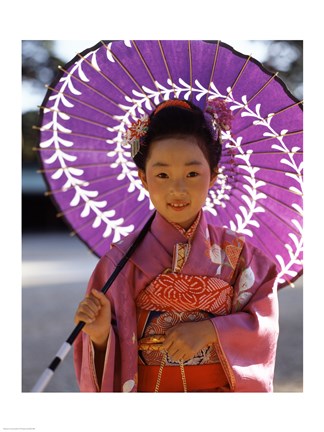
top-left (138, 363), bottom-right (228, 392)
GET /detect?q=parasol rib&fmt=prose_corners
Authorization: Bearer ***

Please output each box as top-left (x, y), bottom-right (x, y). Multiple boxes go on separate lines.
top-left (44, 85), bottom-right (118, 118)
top-left (228, 130), bottom-right (303, 148)
top-left (100, 41), bottom-right (154, 109)
top-left (266, 99), bottom-right (303, 116)
top-left (226, 54), bottom-right (252, 97)
top-left (69, 198), bottom-right (149, 239)
top-left (222, 149), bottom-right (303, 157)
top-left (188, 40), bottom-right (193, 102)
top-left (77, 52), bottom-right (141, 105)
top-left (42, 172), bottom-right (123, 196)
top-left (226, 191), bottom-right (302, 247)
top-left (58, 64), bottom-right (126, 108)
top-left (38, 105), bottom-right (115, 130)
top-left (232, 100), bottom-right (303, 137)
top-left (35, 146), bottom-right (130, 155)
top-left (232, 72), bottom-right (279, 118)
top-left (206, 41), bottom-right (220, 99)
top-left (220, 164), bottom-right (302, 188)
top-left (222, 171), bottom-right (304, 198)
top-left (43, 181), bottom-right (90, 196)
top-left (88, 204), bottom-right (153, 254)
top-left (55, 181), bottom-right (147, 218)
top-left (233, 182), bottom-right (303, 216)
top-left (37, 160), bottom-right (136, 173)
top-left (229, 185), bottom-right (302, 237)
top-left (235, 163), bottom-right (303, 177)
top-left (54, 182), bottom-right (137, 218)
top-left (131, 40), bottom-right (162, 101)
top-left (36, 128), bottom-right (109, 143)
top-left (158, 40), bottom-right (177, 98)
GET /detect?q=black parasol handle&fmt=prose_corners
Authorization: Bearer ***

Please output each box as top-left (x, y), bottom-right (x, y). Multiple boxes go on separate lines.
top-left (31, 212), bottom-right (156, 392)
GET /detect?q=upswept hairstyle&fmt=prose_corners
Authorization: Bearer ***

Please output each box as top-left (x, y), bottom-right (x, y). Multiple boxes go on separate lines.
top-left (133, 99), bottom-right (222, 173)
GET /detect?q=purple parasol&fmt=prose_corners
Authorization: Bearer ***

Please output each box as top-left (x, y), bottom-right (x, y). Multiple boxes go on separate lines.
top-left (37, 40), bottom-right (303, 289)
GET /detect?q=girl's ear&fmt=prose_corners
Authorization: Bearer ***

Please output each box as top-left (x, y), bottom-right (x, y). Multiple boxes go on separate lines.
top-left (138, 169), bottom-right (149, 191)
top-left (209, 168), bottom-right (218, 188)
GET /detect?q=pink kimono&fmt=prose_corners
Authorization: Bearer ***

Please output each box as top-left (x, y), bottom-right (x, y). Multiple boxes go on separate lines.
top-left (74, 211), bottom-right (279, 392)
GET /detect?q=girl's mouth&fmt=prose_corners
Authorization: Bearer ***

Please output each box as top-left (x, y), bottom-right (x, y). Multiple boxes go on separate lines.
top-left (168, 202), bottom-right (189, 211)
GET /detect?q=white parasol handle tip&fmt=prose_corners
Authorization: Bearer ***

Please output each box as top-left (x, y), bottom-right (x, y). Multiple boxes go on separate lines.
top-left (31, 368), bottom-right (54, 392)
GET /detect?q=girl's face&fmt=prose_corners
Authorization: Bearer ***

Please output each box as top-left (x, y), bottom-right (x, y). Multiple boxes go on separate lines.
top-left (138, 136), bottom-right (217, 230)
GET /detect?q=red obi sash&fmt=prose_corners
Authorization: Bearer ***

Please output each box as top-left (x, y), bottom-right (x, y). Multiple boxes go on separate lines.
top-left (136, 272), bottom-right (233, 391)
top-left (138, 363), bottom-right (228, 392)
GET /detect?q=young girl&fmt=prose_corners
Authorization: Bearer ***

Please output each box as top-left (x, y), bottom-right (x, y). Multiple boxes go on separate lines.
top-left (73, 98), bottom-right (279, 392)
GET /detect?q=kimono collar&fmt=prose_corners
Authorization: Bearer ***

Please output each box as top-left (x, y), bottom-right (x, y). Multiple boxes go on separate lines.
top-left (150, 212), bottom-right (197, 253)
top-left (149, 211), bottom-right (200, 253)
top-left (112, 210), bottom-right (210, 281)
top-left (170, 211), bottom-right (201, 241)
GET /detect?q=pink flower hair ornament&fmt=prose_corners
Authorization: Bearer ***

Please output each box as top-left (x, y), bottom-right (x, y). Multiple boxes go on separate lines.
top-left (204, 97), bottom-right (233, 142)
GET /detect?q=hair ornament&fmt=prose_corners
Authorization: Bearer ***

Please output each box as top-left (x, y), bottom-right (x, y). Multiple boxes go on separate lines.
top-left (123, 114), bottom-right (150, 158)
top-left (154, 99), bottom-right (192, 115)
top-left (205, 98), bottom-right (233, 140)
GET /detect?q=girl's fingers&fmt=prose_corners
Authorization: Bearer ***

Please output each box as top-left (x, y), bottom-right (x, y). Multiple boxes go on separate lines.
top-left (74, 290), bottom-right (111, 327)
top-left (79, 298), bottom-right (100, 315)
top-left (74, 308), bottom-right (94, 325)
top-left (75, 311), bottom-right (96, 324)
top-left (91, 289), bottom-right (111, 307)
top-left (80, 289), bottom-right (109, 313)
top-left (74, 298), bottom-right (101, 325)
top-left (79, 302), bottom-right (99, 318)
top-left (85, 293), bottom-right (101, 308)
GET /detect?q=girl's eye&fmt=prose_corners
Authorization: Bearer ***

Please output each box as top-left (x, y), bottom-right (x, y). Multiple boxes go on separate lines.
top-left (157, 173), bottom-right (169, 179)
top-left (187, 172), bottom-right (199, 177)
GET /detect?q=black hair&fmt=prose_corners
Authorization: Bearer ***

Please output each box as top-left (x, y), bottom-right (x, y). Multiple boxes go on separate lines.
top-left (133, 99), bottom-right (222, 173)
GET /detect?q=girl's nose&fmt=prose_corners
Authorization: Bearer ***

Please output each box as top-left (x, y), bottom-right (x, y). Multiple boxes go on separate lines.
top-left (170, 178), bottom-right (186, 194)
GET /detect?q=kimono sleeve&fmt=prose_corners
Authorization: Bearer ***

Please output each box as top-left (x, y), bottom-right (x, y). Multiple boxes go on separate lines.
top-left (211, 242), bottom-right (279, 392)
top-left (73, 254), bottom-right (119, 392)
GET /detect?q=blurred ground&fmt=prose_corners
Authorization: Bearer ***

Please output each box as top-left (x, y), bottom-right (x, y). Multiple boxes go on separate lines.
top-left (22, 231), bottom-right (303, 392)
